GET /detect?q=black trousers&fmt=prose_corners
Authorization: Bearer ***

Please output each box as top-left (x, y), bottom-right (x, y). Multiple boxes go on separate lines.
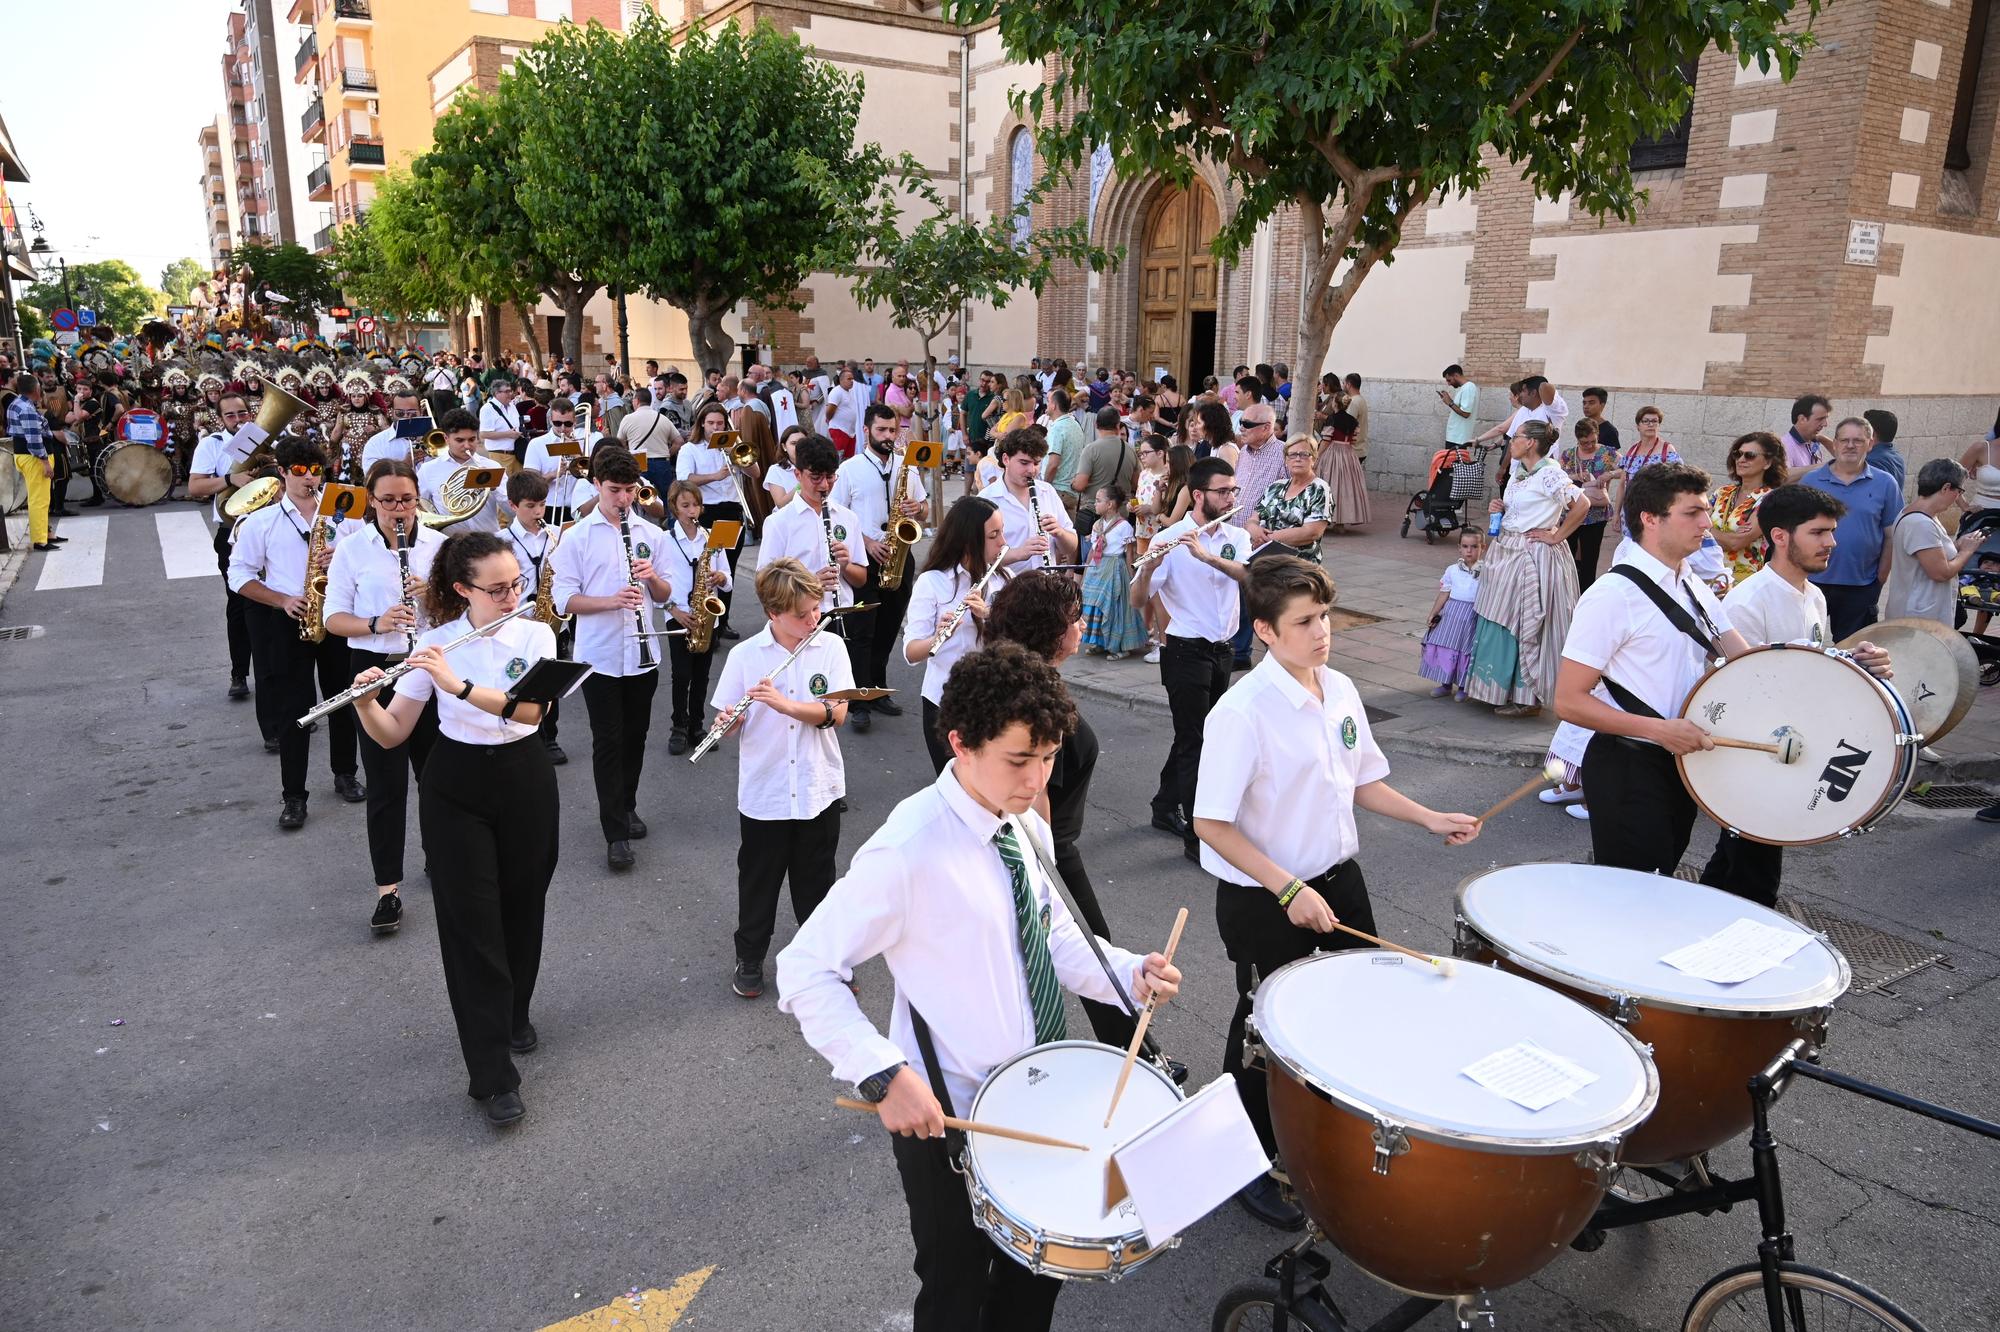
top-left (1568, 521), bottom-right (1607, 592)
top-left (734, 804), bottom-right (840, 965)
top-left (845, 561), bottom-right (916, 697)
top-left (425, 389), bottom-right (459, 422)
top-left (667, 634), bottom-right (716, 735)
top-left (1217, 862), bottom-right (1375, 1155)
top-left (920, 697), bottom-right (954, 775)
top-left (699, 500), bottom-right (744, 595)
top-left (213, 522), bottom-right (252, 683)
top-left (538, 624), bottom-right (572, 747)
top-left (1818, 580), bottom-right (1880, 645)
top-left (419, 736), bottom-right (557, 1099)
top-left (351, 648), bottom-right (439, 888)
top-left (1700, 829), bottom-right (1784, 908)
top-left (1152, 635), bottom-right (1234, 829)
top-left (581, 670), bottom-right (658, 841)
top-left (891, 1131), bottom-right (1062, 1332)
top-left (247, 603), bottom-right (358, 800)
top-left (1582, 733), bottom-right (1698, 875)
top-left (1057, 833), bottom-right (1140, 1050)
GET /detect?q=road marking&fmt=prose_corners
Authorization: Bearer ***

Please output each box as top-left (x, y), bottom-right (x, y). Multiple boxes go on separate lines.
top-left (156, 510), bottom-right (218, 579)
top-left (33, 515), bottom-right (109, 590)
top-left (537, 1266), bottom-right (714, 1331)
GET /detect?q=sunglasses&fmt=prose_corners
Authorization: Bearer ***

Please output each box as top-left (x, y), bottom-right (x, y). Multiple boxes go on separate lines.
top-left (285, 463), bottom-right (325, 477)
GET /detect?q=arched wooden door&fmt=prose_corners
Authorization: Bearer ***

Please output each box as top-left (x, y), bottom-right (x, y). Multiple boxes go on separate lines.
top-left (1138, 181), bottom-right (1219, 388)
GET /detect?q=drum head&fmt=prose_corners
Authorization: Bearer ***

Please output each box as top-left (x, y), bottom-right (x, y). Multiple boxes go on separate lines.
top-left (1839, 617), bottom-right (1978, 745)
top-left (1253, 951), bottom-right (1655, 1149)
top-left (1457, 863), bottom-right (1849, 1016)
top-left (98, 442), bottom-right (175, 506)
top-left (1679, 645), bottom-right (1915, 844)
top-left (966, 1041), bottom-right (1182, 1242)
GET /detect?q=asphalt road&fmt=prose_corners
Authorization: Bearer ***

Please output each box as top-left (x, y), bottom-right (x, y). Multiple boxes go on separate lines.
top-left (3, 508), bottom-right (1997, 1332)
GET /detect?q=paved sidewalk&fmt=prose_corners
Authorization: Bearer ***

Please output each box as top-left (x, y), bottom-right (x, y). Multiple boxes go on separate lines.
top-left (1061, 491), bottom-right (2000, 781)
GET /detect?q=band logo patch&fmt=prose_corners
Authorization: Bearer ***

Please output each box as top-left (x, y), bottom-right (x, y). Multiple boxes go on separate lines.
top-left (504, 657), bottom-right (528, 680)
top-left (809, 672), bottom-right (829, 697)
top-left (1340, 716), bottom-right (1358, 749)
top-left (636, 541), bottom-right (652, 559)
top-left (1220, 543), bottom-right (1237, 560)
top-left (834, 524), bottom-right (848, 542)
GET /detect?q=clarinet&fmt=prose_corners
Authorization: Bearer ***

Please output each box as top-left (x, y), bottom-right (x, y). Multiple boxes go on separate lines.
top-left (821, 501), bottom-right (841, 606)
top-left (1027, 480), bottom-right (1047, 568)
top-left (394, 518), bottom-right (416, 656)
top-left (620, 506), bottom-right (656, 669)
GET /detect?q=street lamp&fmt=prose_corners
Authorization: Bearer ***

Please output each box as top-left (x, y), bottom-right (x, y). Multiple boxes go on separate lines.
top-left (26, 209), bottom-right (75, 315)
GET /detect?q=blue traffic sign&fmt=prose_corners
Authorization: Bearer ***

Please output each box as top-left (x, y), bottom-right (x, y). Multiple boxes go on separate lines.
top-left (51, 308), bottom-right (76, 331)
top-left (78, 308), bottom-right (97, 327)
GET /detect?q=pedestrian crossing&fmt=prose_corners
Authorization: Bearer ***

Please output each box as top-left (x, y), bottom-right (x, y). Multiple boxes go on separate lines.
top-left (28, 509), bottom-right (218, 592)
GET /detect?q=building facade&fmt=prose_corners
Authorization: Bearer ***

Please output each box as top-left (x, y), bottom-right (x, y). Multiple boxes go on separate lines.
top-left (197, 121), bottom-right (235, 269)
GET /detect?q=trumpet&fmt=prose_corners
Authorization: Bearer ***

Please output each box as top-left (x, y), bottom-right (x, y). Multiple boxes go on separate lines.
top-left (298, 603), bottom-right (538, 725)
top-left (1132, 505), bottom-right (1242, 574)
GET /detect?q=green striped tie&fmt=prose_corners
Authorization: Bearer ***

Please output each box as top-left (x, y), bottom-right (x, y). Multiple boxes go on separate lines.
top-left (993, 824), bottom-right (1067, 1044)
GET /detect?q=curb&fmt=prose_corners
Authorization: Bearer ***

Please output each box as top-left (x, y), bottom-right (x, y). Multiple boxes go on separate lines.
top-left (0, 543), bottom-right (25, 616)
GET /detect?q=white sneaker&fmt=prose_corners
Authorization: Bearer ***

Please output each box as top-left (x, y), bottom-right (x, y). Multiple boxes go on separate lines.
top-left (1539, 784), bottom-right (1584, 805)
top-left (1565, 803), bottom-right (1590, 821)
top-left (1143, 646), bottom-right (1162, 664)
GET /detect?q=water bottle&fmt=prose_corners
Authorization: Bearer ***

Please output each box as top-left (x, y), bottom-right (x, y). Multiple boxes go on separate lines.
top-left (1487, 509), bottom-right (1503, 538)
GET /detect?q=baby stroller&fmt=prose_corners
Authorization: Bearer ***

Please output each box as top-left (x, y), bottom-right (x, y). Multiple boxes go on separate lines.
top-left (1400, 442), bottom-right (1495, 543)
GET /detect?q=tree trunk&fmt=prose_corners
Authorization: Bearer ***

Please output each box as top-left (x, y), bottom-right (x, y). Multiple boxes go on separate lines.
top-left (516, 302), bottom-right (544, 368)
top-left (684, 297), bottom-right (736, 377)
top-left (479, 300), bottom-right (503, 361)
top-left (561, 289), bottom-right (590, 366)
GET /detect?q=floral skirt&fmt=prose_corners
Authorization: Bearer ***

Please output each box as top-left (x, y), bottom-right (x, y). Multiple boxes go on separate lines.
top-left (1082, 556), bottom-right (1149, 654)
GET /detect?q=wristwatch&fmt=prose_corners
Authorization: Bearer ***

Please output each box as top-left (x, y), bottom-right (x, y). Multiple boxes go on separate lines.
top-left (858, 1062), bottom-right (908, 1103)
top-left (456, 679), bottom-right (476, 700)
top-left (367, 614), bottom-right (379, 635)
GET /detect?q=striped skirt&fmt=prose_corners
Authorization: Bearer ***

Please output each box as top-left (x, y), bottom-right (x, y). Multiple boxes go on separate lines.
top-left (1464, 530), bottom-right (1580, 706)
top-left (1419, 597), bottom-right (1479, 686)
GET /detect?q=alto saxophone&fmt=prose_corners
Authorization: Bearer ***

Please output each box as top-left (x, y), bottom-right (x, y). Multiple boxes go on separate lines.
top-left (300, 513), bottom-right (331, 643)
top-left (878, 450), bottom-right (923, 590)
top-left (533, 540), bottom-right (568, 631)
top-left (686, 542), bottom-right (726, 652)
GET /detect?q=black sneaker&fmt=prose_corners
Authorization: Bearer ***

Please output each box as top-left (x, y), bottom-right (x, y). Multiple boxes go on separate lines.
top-left (717, 624), bottom-right (741, 641)
top-left (871, 696), bottom-right (904, 717)
top-left (1237, 1173), bottom-right (1305, 1230)
top-left (370, 892), bottom-right (403, 934)
top-left (543, 741), bottom-right (566, 766)
top-left (1977, 802), bottom-right (2000, 824)
top-left (278, 796), bottom-right (308, 830)
top-left (667, 731), bottom-right (688, 756)
top-left (481, 1090), bottom-right (526, 1127)
top-left (228, 677), bottom-right (250, 701)
top-left (851, 707), bottom-right (872, 734)
top-left (264, 736), bottom-right (281, 755)
top-left (732, 960), bottom-right (765, 999)
top-left (627, 812), bottom-right (647, 839)
top-left (607, 840), bottom-right (634, 871)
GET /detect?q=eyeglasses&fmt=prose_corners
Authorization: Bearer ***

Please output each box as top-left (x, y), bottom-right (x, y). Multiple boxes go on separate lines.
top-left (1203, 485), bottom-right (1241, 497)
top-left (285, 463), bottom-right (324, 477)
top-left (1283, 450), bottom-right (1316, 460)
top-left (373, 494), bottom-right (419, 507)
top-left (469, 575), bottom-right (530, 598)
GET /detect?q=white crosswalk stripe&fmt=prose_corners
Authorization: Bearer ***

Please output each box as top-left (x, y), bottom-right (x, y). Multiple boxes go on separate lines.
top-left (156, 510), bottom-right (219, 579)
top-left (33, 515), bottom-right (110, 591)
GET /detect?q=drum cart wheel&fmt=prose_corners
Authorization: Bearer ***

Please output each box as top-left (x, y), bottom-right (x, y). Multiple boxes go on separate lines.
top-left (1679, 1262), bottom-right (1928, 1332)
top-left (1210, 1234), bottom-right (1446, 1332)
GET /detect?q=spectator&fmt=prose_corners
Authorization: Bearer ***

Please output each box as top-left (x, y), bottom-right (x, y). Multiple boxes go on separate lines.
top-left (6, 373), bottom-right (58, 550)
top-left (1614, 404), bottom-right (1680, 535)
top-left (1042, 388), bottom-right (1087, 517)
top-left (1710, 431), bottom-right (1787, 587)
top-left (1464, 421), bottom-right (1588, 718)
top-left (1955, 405), bottom-right (2000, 534)
top-left (1559, 418), bottom-right (1621, 591)
top-left (1153, 372), bottom-right (1183, 428)
top-left (1133, 433), bottom-right (1172, 559)
top-left (1579, 387), bottom-right (1621, 452)
top-left (1190, 399), bottom-right (1236, 464)
top-left (1247, 435), bottom-right (1332, 564)
top-left (1782, 393), bottom-right (1833, 479)
top-left (1311, 390), bottom-right (1369, 532)
top-left (1883, 459), bottom-right (1983, 624)
top-left (1342, 373), bottom-right (1370, 462)
top-left (1802, 417), bottom-right (1902, 641)
top-left (1438, 364), bottom-right (1479, 451)
top-left (1080, 483), bottom-right (1148, 657)
top-left (1862, 408), bottom-right (1906, 492)
top-left (1072, 405), bottom-right (1140, 504)
top-left (993, 386), bottom-right (1031, 439)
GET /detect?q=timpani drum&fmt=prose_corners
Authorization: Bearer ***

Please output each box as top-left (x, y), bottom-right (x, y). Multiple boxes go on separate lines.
top-left (95, 441), bottom-right (176, 507)
top-left (962, 1040), bottom-right (1185, 1280)
top-left (1678, 644), bottom-right (1917, 845)
top-left (1251, 951), bottom-right (1657, 1299)
top-left (1456, 863), bottom-right (1849, 1165)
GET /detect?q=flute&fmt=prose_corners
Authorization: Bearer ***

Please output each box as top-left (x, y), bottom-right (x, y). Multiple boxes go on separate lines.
top-left (1132, 504), bottom-right (1242, 574)
top-left (620, 505), bottom-right (656, 670)
top-left (689, 620), bottom-right (830, 764)
top-left (932, 551), bottom-right (1008, 651)
top-left (298, 603), bottom-right (537, 726)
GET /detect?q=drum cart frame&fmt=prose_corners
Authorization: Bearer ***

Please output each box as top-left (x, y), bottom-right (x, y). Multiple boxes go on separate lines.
top-left (1215, 1041), bottom-right (1999, 1332)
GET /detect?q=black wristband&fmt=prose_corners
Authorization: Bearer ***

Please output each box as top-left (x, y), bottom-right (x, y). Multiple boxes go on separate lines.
top-left (817, 699), bottom-right (837, 730)
top-left (499, 695), bottom-right (523, 721)
top-left (367, 615), bottom-right (379, 635)
top-left (456, 679), bottom-right (475, 700)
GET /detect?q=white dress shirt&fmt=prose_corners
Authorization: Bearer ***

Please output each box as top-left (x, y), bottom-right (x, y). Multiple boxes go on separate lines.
top-left (980, 476), bottom-right (1076, 572)
top-left (1194, 656), bottom-right (1391, 882)
top-left (227, 495), bottom-right (358, 598)
top-left (775, 765), bottom-right (1146, 1111)
top-left (710, 624), bottom-right (853, 821)
top-left (764, 464), bottom-right (797, 502)
top-left (520, 428), bottom-right (602, 510)
top-left (504, 522), bottom-right (561, 608)
top-left (678, 441), bottom-right (741, 506)
top-left (478, 399), bottom-right (525, 455)
top-left (418, 451), bottom-right (506, 534)
top-left (1562, 541), bottom-right (1734, 735)
top-left (902, 564), bottom-right (1013, 705)
top-left (360, 426), bottom-right (412, 474)
top-left (1150, 516), bottom-right (1252, 642)
top-left (1725, 564), bottom-right (1830, 648)
top-left (324, 521), bottom-right (445, 655)
top-left (659, 521), bottom-right (733, 612)
top-left (549, 506), bottom-right (667, 676)
top-left (760, 495), bottom-right (868, 611)
top-left (395, 614), bottom-right (560, 744)
top-left (832, 446), bottom-right (930, 543)
top-left (188, 431), bottom-right (232, 524)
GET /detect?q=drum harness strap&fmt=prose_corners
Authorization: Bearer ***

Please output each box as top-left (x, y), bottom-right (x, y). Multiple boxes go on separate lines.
top-left (1599, 564), bottom-right (1723, 728)
top-left (906, 821), bottom-right (1162, 1171)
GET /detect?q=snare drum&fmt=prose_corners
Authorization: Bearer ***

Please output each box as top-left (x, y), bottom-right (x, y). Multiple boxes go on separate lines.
top-left (1456, 863), bottom-right (1849, 1164)
top-left (1252, 951), bottom-right (1657, 1299)
top-left (963, 1040), bottom-right (1184, 1280)
top-left (1678, 644), bottom-right (1917, 845)
top-left (95, 440), bottom-right (176, 507)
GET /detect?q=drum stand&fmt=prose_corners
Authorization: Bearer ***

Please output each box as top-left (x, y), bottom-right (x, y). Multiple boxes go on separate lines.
top-left (1235, 1229), bottom-right (1475, 1330)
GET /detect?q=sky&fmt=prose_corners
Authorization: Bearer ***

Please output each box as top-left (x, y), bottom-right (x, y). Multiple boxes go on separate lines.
top-left (4, 0), bottom-right (314, 288)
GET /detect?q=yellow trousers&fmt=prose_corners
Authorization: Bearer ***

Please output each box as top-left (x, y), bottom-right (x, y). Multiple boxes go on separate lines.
top-left (13, 452), bottom-right (51, 546)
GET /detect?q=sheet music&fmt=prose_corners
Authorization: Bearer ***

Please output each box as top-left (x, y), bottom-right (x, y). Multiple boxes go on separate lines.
top-left (1110, 1077), bottom-right (1268, 1247)
top-left (1462, 1042), bottom-right (1600, 1112)
top-left (1660, 917), bottom-right (1816, 984)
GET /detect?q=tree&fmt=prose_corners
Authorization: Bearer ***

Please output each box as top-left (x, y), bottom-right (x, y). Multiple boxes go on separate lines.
top-left (951, 0), bottom-right (1822, 383)
top-left (331, 176), bottom-right (472, 346)
top-left (23, 258), bottom-right (161, 333)
top-left (17, 303), bottom-right (47, 344)
top-left (159, 258), bottom-right (209, 309)
top-left (511, 15), bottom-right (880, 373)
top-left (235, 242), bottom-right (340, 320)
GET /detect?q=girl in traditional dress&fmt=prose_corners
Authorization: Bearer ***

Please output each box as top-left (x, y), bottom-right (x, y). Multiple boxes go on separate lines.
top-left (1419, 529), bottom-right (1483, 699)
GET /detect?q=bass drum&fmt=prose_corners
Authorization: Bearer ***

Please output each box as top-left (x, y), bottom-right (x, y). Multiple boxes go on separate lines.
top-left (95, 441), bottom-right (176, 507)
top-left (1678, 644), bottom-right (1917, 845)
top-left (0, 444), bottom-right (25, 514)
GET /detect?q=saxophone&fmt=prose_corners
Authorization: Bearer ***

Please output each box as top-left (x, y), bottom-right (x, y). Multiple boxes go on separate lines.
top-left (532, 529), bottom-right (569, 631)
top-left (878, 450), bottom-right (923, 590)
top-left (686, 543), bottom-right (726, 652)
top-left (300, 513), bottom-right (331, 643)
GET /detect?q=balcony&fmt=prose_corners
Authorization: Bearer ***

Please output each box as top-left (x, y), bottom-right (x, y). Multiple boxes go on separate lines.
top-left (301, 95), bottom-right (324, 139)
top-left (347, 138), bottom-right (385, 167)
top-left (293, 29), bottom-right (316, 76)
top-left (340, 67), bottom-right (376, 94)
top-left (313, 223), bottom-right (336, 254)
top-left (335, 0), bottom-right (371, 19)
top-left (307, 160), bottom-right (332, 200)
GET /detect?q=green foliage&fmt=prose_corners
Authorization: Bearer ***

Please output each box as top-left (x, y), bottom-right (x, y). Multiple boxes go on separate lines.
top-left (330, 177), bottom-right (457, 326)
top-left (23, 258), bottom-right (160, 333)
top-left (235, 242), bottom-right (340, 318)
top-left (17, 303), bottom-right (47, 343)
top-left (159, 258), bottom-right (209, 308)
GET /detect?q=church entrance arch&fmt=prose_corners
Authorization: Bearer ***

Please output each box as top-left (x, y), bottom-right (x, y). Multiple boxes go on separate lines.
top-left (1137, 180), bottom-right (1220, 391)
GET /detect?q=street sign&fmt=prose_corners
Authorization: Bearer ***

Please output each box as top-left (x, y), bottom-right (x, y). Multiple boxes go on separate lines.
top-left (78, 308), bottom-right (97, 327)
top-left (51, 308), bottom-right (76, 331)
top-left (54, 331), bottom-right (78, 347)
top-left (357, 316), bottom-right (377, 335)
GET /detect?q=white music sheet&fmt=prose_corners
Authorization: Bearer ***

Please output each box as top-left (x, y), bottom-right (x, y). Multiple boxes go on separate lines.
top-left (1109, 1077), bottom-right (1269, 1248)
top-left (1462, 1041), bottom-right (1601, 1112)
top-left (1661, 917), bottom-right (1816, 985)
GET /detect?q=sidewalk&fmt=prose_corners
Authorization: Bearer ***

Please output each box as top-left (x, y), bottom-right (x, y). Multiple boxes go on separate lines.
top-left (1060, 491), bottom-right (2000, 781)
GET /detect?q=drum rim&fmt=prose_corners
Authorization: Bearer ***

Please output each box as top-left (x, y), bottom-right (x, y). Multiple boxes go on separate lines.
top-left (1675, 643), bottom-right (1918, 846)
top-left (1249, 952), bottom-right (1661, 1155)
top-left (962, 1039), bottom-right (1184, 1257)
top-left (96, 440), bottom-right (177, 505)
top-left (1454, 862), bottom-right (1853, 1017)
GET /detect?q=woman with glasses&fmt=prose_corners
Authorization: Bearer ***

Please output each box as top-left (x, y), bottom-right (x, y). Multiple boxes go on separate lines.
top-left (323, 460), bottom-right (443, 935)
top-left (1559, 418), bottom-right (1622, 591)
top-left (1710, 430), bottom-right (1787, 588)
top-left (1614, 405), bottom-right (1680, 536)
top-left (1884, 458), bottom-right (1984, 625)
top-left (350, 531), bottom-right (560, 1129)
top-left (1249, 436), bottom-right (1333, 563)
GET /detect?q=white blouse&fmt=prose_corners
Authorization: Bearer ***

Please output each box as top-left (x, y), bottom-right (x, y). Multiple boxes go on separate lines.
top-left (903, 564), bottom-right (1011, 706)
top-left (324, 521), bottom-right (445, 655)
top-left (395, 614), bottom-right (560, 744)
top-left (1501, 459), bottom-right (1583, 533)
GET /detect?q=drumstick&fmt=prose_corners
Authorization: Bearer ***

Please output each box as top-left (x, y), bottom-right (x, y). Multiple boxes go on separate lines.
top-left (1103, 906), bottom-right (1189, 1128)
top-left (1712, 733), bottom-right (1803, 764)
top-left (833, 1097), bottom-right (1088, 1151)
top-left (1328, 920), bottom-right (1456, 976)
top-left (1475, 758), bottom-right (1568, 825)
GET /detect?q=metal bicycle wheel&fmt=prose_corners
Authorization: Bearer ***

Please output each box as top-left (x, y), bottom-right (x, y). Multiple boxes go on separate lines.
top-left (1610, 1153), bottom-right (1713, 1204)
top-left (1681, 1261), bottom-right (1929, 1332)
top-left (1211, 1278), bottom-right (1344, 1332)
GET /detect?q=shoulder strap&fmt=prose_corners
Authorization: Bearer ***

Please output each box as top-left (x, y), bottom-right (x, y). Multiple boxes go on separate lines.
top-left (905, 1005), bottom-right (965, 1162)
top-left (1608, 564), bottom-right (1718, 657)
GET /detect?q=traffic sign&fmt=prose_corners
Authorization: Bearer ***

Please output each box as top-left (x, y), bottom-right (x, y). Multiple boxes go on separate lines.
top-left (51, 308), bottom-right (76, 331)
top-left (357, 315), bottom-right (377, 335)
top-left (78, 308), bottom-right (97, 327)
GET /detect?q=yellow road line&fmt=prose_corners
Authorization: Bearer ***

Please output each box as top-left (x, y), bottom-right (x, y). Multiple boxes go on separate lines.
top-left (537, 1266), bottom-right (715, 1331)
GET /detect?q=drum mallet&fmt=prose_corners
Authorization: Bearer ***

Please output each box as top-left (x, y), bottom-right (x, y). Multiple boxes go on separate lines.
top-left (1104, 906), bottom-right (1189, 1128)
top-left (833, 1098), bottom-right (1088, 1151)
top-left (1711, 730), bottom-right (1804, 764)
top-left (1475, 758), bottom-right (1569, 827)
top-left (1328, 921), bottom-right (1456, 977)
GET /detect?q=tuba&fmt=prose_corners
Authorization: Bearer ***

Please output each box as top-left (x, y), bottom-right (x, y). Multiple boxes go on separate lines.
top-left (216, 377), bottom-right (312, 513)
top-left (686, 543), bottom-right (726, 653)
top-left (878, 450), bottom-right (924, 590)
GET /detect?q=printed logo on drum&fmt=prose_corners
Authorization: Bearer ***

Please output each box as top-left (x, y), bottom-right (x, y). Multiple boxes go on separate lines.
top-left (1531, 939), bottom-right (1568, 955)
top-left (1809, 739), bottom-right (1872, 807)
top-left (1702, 700), bottom-right (1728, 726)
top-left (1026, 1066), bottom-right (1049, 1086)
